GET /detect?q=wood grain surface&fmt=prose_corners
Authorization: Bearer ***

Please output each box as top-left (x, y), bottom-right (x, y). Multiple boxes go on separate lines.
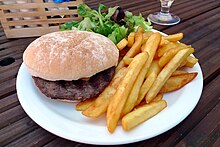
top-left (0, 0), bottom-right (220, 146)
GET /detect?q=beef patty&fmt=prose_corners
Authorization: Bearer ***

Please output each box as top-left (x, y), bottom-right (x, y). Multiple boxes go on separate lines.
top-left (33, 67), bottom-right (115, 101)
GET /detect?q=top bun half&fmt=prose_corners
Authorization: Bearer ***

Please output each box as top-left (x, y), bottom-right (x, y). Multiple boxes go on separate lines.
top-left (23, 30), bottom-right (119, 81)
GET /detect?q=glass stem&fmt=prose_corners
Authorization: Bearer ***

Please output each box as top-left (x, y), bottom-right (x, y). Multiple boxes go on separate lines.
top-left (161, 6), bottom-right (170, 14)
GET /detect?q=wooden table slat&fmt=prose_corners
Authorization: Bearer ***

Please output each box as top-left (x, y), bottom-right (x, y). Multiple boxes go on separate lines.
top-left (213, 135), bottom-right (220, 147)
top-left (43, 138), bottom-right (79, 147)
top-left (0, 66), bottom-right (20, 83)
top-left (0, 93), bottom-right (19, 114)
top-left (0, 105), bottom-right (26, 130)
top-left (0, 0), bottom-right (219, 146)
top-left (5, 128), bottom-right (56, 147)
top-left (0, 117), bottom-right (38, 146)
top-left (0, 58), bottom-right (22, 75)
top-left (177, 102), bottom-right (220, 146)
top-left (164, 7), bottom-right (220, 35)
top-left (0, 78), bottom-right (16, 99)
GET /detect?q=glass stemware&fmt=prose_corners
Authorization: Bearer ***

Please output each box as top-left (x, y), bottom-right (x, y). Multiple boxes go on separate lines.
top-left (148, 0), bottom-right (180, 25)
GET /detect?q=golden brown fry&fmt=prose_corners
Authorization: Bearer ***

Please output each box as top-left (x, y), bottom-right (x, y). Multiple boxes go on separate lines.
top-left (141, 43), bottom-right (146, 52)
top-left (179, 59), bottom-right (188, 67)
top-left (121, 33), bottom-right (161, 117)
top-left (82, 67), bottom-right (127, 118)
top-left (116, 32), bottom-right (144, 73)
top-left (107, 52), bottom-right (148, 133)
top-left (121, 54), bottom-right (151, 117)
top-left (157, 42), bottom-right (177, 57)
top-left (146, 60), bottom-right (161, 77)
top-left (136, 72), bottom-right (157, 105)
top-left (115, 60), bottom-right (125, 73)
top-left (142, 31), bottom-right (154, 45)
top-left (160, 72), bottom-right (198, 93)
top-left (145, 48), bottom-right (194, 103)
top-left (152, 93), bottom-right (163, 102)
top-left (116, 38), bottom-right (128, 50)
top-left (171, 70), bottom-right (188, 76)
top-left (163, 33), bottom-right (183, 42)
top-left (185, 56), bottom-right (198, 68)
top-left (178, 42), bottom-right (191, 48)
top-left (134, 100), bottom-right (146, 109)
top-left (75, 98), bottom-right (96, 111)
top-left (159, 37), bottom-right (169, 46)
top-left (122, 100), bottom-right (167, 131)
top-left (123, 57), bottom-right (133, 65)
top-left (136, 93), bottom-right (163, 109)
top-left (136, 26), bottom-right (145, 33)
top-left (158, 48), bottom-right (183, 68)
top-left (127, 32), bottom-right (135, 47)
top-left (125, 32), bottom-right (143, 58)
top-left (142, 32), bottom-right (162, 53)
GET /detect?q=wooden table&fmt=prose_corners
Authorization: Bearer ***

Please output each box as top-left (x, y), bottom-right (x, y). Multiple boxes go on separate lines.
top-left (1, 0), bottom-right (220, 146)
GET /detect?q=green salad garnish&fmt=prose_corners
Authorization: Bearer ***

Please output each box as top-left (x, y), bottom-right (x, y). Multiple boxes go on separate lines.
top-left (60, 4), bottom-right (152, 44)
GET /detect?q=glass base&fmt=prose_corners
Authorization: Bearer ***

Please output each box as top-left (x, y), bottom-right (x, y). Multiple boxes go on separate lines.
top-left (148, 12), bottom-right (180, 26)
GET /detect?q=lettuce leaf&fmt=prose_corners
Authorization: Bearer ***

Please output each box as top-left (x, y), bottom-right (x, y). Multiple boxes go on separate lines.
top-left (60, 4), bottom-right (152, 44)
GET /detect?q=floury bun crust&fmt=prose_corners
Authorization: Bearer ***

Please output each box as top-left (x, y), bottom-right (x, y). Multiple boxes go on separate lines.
top-left (23, 30), bottom-right (119, 81)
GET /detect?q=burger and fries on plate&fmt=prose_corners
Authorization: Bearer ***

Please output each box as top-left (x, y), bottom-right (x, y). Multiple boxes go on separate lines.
top-left (22, 4), bottom-right (199, 134)
top-left (75, 28), bottom-right (198, 133)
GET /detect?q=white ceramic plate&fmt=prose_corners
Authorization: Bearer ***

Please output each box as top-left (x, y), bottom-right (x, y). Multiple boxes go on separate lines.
top-left (16, 33), bottom-right (203, 145)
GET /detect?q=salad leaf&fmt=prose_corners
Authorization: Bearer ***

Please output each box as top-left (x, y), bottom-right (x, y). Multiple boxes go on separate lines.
top-left (77, 17), bottom-right (96, 31)
top-left (125, 11), bottom-right (152, 32)
top-left (98, 3), bottom-right (107, 16)
top-left (60, 21), bottom-right (81, 31)
top-left (108, 26), bottom-right (128, 44)
top-left (60, 4), bottom-right (152, 44)
top-left (105, 6), bottom-right (119, 19)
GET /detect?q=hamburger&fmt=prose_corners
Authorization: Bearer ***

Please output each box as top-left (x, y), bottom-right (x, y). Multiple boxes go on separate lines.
top-left (23, 30), bottom-right (119, 102)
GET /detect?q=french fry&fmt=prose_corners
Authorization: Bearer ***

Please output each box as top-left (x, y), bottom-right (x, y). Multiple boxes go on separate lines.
top-left (157, 42), bottom-right (177, 57)
top-left (185, 56), bottom-right (198, 68)
top-left (159, 37), bottom-right (169, 46)
top-left (137, 26), bottom-right (145, 33)
top-left (142, 32), bottom-right (162, 53)
top-left (116, 38), bottom-right (128, 50)
top-left (152, 93), bottom-right (163, 102)
top-left (141, 43), bottom-right (146, 52)
top-left (121, 33), bottom-right (161, 117)
top-left (145, 48), bottom-right (194, 103)
top-left (82, 67), bottom-right (127, 118)
top-left (142, 31), bottom-right (154, 45)
top-left (107, 52), bottom-right (148, 133)
top-left (178, 42), bottom-right (190, 48)
top-left (157, 41), bottom-right (190, 58)
top-left (160, 72), bottom-right (198, 93)
top-left (136, 72), bottom-right (157, 105)
top-left (158, 48), bottom-right (184, 68)
top-left (123, 57), bottom-right (133, 65)
top-left (146, 60), bottom-right (161, 77)
top-left (75, 98), bottom-right (96, 111)
top-left (134, 100), bottom-right (146, 109)
top-left (115, 60), bottom-right (125, 73)
top-left (116, 32), bottom-right (143, 73)
top-left (171, 70), bottom-right (188, 76)
top-left (163, 33), bottom-right (183, 42)
top-left (136, 93), bottom-right (163, 109)
top-left (127, 32), bottom-right (135, 47)
top-left (122, 100), bottom-right (167, 131)
top-left (125, 32), bottom-right (143, 58)
top-left (121, 54), bottom-right (153, 116)
top-left (179, 59), bottom-right (188, 67)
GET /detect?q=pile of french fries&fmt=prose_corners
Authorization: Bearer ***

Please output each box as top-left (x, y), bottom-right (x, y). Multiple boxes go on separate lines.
top-left (76, 27), bottom-right (198, 133)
